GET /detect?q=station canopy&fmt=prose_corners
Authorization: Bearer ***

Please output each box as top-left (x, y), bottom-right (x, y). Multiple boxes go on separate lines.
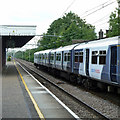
top-left (0, 25), bottom-right (36, 48)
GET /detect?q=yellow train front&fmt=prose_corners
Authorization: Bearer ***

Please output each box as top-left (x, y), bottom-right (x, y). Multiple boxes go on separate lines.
top-left (7, 56), bottom-right (11, 61)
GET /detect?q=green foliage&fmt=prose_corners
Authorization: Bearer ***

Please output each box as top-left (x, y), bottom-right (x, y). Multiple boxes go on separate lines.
top-left (16, 12), bottom-right (97, 62)
top-left (107, 8), bottom-right (120, 37)
top-left (15, 48), bottom-right (40, 63)
top-left (38, 12), bottom-right (97, 49)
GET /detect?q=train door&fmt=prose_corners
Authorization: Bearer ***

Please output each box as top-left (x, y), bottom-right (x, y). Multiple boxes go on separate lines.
top-left (86, 49), bottom-right (89, 76)
top-left (62, 51), bottom-right (64, 70)
top-left (110, 46), bottom-right (117, 82)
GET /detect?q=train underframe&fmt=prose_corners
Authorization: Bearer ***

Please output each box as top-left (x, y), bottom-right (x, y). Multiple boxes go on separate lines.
top-left (34, 63), bottom-right (120, 94)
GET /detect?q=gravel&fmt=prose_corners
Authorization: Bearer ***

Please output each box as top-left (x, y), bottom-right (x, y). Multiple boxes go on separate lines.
top-left (17, 59), bottom-right (120, 119)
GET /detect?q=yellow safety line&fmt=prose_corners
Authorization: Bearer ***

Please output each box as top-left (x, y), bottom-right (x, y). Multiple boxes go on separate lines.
top-left (117, 45), bottom-right (120, 47)
top-left (14, 61), bottom-right (45, 120)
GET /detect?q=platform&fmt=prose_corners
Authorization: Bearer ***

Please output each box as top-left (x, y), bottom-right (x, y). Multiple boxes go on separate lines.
top-left (2, 61), bottom-right (79, 119)
top-left (2, 61), bottom-right (39, 119)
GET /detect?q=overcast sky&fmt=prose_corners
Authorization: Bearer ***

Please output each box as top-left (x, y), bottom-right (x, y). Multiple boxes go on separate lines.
top-left (1, 0), bottom-right (118, 50)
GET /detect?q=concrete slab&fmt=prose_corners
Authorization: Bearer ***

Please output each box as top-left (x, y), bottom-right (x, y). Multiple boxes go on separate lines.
top-left (2, 61), bottom-right (39, 118)
top-left (16, 61), bottom-right (79, 119)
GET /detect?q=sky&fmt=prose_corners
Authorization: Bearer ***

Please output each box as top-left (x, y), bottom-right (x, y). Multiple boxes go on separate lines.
top-left (0, 0), bottom-right (118, 50)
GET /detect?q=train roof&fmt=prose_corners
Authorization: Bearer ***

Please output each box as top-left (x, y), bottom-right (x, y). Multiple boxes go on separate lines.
top-left (34, 49), bottom-right (52, 55)
top-left (39, 49), bottom-right (52, 54)
top-left (34, 36), bottom-right (120, 55)
top-left (74, 36), bottom-right (120, 50)
top-left (34, 51), bottom-right (40, 55)
top-left (51, 44), bottom-right (79, 53)
top-left (50, 47), bottom-right (63, 53)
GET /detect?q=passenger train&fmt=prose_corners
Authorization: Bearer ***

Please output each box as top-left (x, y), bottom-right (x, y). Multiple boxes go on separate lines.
top-left (34, 36), bottom-right (120, 92)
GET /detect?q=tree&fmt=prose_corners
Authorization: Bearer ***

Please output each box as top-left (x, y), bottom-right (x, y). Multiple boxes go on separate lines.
top-left (107, 8), bottom-right (120, 37)
top-left (15, 48), bottom-right (39, 63)
top-left (38, 12), bottom-right (97, 49)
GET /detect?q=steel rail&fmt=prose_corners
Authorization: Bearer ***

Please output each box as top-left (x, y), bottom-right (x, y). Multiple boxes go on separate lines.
top-left (17, 60), bottom-right (110, 120)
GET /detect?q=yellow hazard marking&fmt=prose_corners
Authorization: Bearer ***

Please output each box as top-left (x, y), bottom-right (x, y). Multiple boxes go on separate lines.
top-left (117, 45), bottom-right (120, 47)
top-left (14, 61), bottom-right (45, 120)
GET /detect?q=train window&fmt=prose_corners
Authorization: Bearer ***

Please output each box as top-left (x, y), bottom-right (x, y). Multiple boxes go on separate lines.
top-left (40, 54), bottom-right (42, 60)
top-left (59, 53), bottom-right (61, 61)
top-left (99, 50), bottom-right (106, 65)
top-left (46, 54), bottom-right (47, 59)
top-left (58, 53), bottom-right (61, 61)
top-left (56, 54), bottom-right (59, 61)
top-left (56, 53), bottom-right (61, 61)
top-left (75, 52), bottom-right (79, 62)
top-left (40, 54), bottom-right (41, 60)
top-left (99, 56), bottom-right (106, 64)
top-left (50, 55), bottom-right (52, 60)
top-left (50, 53), bottom-right (54, 60)
top-left (64, 53), bottom-right (67, 61)
top-left (92, 51), bottom-right (98, 55)
top-left (44, 54), bottom-right (46, 60)
top-left (92, 56), bottom-right (97, 64)
top-left (79, 52), bottom-right (83, 63)
top-left (99, 51), bottom-right (106, 55)
top-left (41, 54), bottom-right (42, 59)
top-left (64, 52), bottom-right (70, 62)
top-left (92, 51), bottom-right (98, 64)
top-left (52, 54), bottom-right (54, 60)
top-left (68, 53), bottom-right (71, 61)
top-left (43, 54), bottom-right (44, 60)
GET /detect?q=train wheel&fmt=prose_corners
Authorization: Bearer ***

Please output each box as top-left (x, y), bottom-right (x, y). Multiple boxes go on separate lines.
top-left (69, 74), bottom-right (77, 84)
top-left (83, 79), bottom-right (91, 90)
top-left (77, 76), bottom-right (83, 85)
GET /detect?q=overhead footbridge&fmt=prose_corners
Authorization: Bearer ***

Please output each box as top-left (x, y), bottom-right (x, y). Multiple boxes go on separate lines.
top-left (0, 25), bottom-right (36, 72)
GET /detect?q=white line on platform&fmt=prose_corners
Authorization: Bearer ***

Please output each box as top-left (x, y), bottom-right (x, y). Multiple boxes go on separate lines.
top-left (17, 62), bottom-right (80, 120)
top-left (31, 91), bottom-right (48, 94)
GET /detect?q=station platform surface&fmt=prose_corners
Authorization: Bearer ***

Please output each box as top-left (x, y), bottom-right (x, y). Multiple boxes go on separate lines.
top-left (2, 61), bottom-right (39, 119)
top-left (2, 61), bottom-right (79, 119)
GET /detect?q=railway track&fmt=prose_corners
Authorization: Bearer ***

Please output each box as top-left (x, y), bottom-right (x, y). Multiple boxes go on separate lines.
top-left (16, 59), bottom-right (116, 120)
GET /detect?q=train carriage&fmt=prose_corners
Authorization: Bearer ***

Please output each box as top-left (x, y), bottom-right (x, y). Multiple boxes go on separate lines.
top-left (34, 36), bottom-right (120, 92)
top-left (41, 49), bottom-right (52, 67)
top-left (74, 36), bottom-right (120, 86)
top-left (49, 44), bottom-right (79, 78)
top-left (34, 51), bottom-right (40, 67)
top-left (50, 47), bottom-right (62, 69)
top-left (55, 44), bottom-right (79, 72)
